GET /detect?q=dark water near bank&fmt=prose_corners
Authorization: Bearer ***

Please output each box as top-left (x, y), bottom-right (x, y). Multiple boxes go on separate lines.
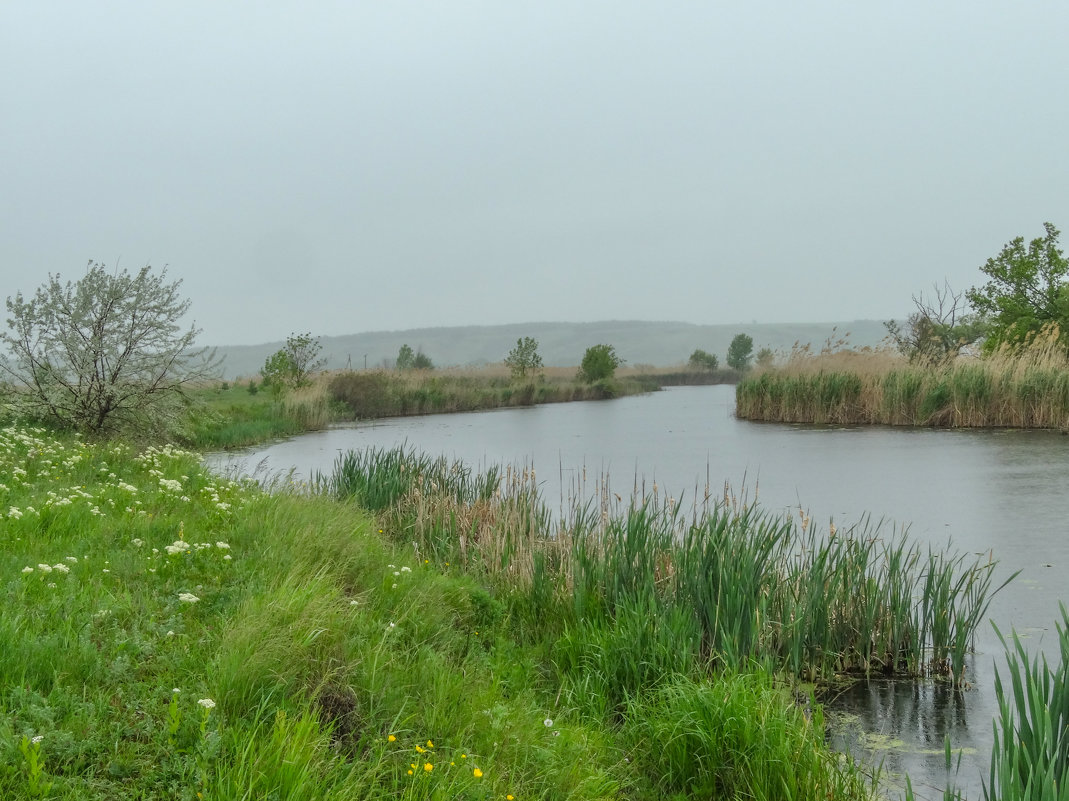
top-left (207, 385), bottom-right (1069, 799)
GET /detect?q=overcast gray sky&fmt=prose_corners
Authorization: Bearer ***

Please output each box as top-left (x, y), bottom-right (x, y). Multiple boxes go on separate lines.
top-left (2, 2), bottom-right (1067, 345)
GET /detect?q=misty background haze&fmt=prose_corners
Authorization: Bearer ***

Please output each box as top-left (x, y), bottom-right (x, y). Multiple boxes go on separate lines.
top-left (2, 2), bottom-right (1067, 347)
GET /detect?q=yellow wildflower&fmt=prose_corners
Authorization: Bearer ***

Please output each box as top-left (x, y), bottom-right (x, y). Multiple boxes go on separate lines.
top-left (424, 763), bottom-right (433, 772)
top-left (473, 767), bottom-right (483, 778)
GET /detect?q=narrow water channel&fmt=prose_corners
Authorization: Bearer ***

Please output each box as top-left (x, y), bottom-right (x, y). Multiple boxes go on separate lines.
top-left (206, 385), bottom-right (1069, 799)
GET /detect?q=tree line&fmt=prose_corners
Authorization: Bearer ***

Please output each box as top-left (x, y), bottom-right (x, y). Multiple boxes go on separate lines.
top-left (4, 222), bottom-right (1061, 435)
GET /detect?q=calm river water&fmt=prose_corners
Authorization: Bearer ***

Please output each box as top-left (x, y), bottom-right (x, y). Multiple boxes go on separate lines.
top-left (206, 385), bottom-right (1069, 799)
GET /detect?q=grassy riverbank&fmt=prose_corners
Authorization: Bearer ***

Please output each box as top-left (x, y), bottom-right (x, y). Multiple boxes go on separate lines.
top-left (179, 364), bottom-right (733, 451)
top-left (0, 425), bottom-right (882, 800)
top-left (736, 335), bottom-right (1069, 428)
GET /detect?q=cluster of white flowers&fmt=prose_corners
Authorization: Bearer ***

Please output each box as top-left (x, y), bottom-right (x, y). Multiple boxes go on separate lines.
top-left (21, 561), bottom-right (74, 578)
top-left (159, 477), bottom-right (184, 493)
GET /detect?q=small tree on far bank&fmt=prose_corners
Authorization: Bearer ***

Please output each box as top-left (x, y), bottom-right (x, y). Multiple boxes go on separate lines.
top-left (966, 222), bottom-right (1069, 353)
top-left (578, 344), bottom-right (622, 382)
top-left (262, 332), bottom-right (325, 390)
top-left (688, 349), bottom-right (719, 371)
top-left (726, 334), bottom-right (754, 371)
top-left (886, 280), bottom-right (987, 364)
top-left (395, 343), bottom-right (433, 370)
top-left (504, 337), bottom-right (543, 379)
top-left (395, 344), bottom-right (415, 370)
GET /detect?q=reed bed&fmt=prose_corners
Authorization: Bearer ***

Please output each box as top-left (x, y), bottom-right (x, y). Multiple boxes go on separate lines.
top-left (983, 605), bottom-right (1069, 801)
top-left (318, 446), bottom-right (1011, 691)
top-left (327, 369), bottom-right (659, 419)
top-left (736, 331), bottom-right (1069, 428)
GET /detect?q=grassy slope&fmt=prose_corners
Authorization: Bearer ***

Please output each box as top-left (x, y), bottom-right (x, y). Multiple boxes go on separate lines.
top-left (0, 427), bottom-right (875, 800)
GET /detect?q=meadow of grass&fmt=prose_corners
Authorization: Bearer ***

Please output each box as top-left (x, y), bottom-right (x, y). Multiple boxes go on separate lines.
top-left (0, 425), bottom-right (886, 800)
top-left (178, 380), bottom-right (342, 450)
top-left (735, 331), bottom-right (1069, 428)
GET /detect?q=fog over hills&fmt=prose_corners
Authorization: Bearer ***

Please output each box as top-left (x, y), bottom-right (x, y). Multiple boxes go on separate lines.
top-left (212, 320), bottom-right (891, 379)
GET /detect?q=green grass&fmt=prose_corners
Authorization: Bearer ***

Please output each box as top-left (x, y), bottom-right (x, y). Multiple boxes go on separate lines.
top-left (0, 425), bottom-right (884, 800)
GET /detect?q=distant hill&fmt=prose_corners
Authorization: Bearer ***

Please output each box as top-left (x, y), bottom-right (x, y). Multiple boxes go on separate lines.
top-left (212, 319), bottom-right (891, 379)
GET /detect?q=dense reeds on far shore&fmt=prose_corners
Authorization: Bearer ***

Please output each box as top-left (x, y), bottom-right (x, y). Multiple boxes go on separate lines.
top-left (736, 330), bottom-right (1069, 429)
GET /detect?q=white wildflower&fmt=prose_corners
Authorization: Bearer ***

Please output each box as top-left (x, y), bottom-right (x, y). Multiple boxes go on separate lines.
top-left (52, 563), bottom-right (70, 574)
top-left (215, 541), bottom-right (230, 550)
top-left (178, 592), bottom-right (200, 603)
top-left (544, 718), bottom-right (553, 728)
top-left (21, 566), bottom-right (33, 574)
top-left (37, 564), bottom-right (52, 573)
top-left (197, 698), bottom-right (216, 709)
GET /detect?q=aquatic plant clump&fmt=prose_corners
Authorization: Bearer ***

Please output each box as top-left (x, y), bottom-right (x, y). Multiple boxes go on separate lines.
top-left (736, 328), bottom-right (1069, 428)
top-left (322, 446), bottom-right (1011, 688)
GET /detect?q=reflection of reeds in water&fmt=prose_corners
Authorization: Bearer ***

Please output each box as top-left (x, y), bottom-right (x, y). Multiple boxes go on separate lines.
top-left (319, 446), bottom-right (1013, 688)
top-left (736, 327), bottom-right (1069, 428)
